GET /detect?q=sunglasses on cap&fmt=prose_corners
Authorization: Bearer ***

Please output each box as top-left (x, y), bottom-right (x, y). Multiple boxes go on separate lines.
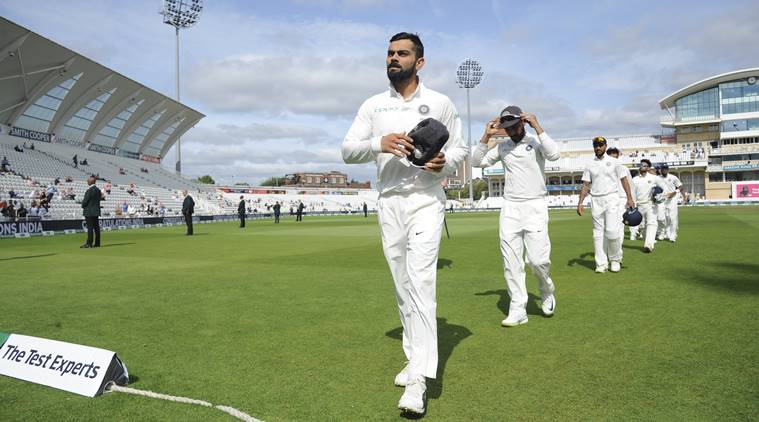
top-left (499, 114), bottom-right (521, 125)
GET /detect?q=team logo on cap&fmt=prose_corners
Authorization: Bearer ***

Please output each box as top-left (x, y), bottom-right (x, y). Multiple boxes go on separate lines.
top-left (418, 104), bottom-right (430, 115)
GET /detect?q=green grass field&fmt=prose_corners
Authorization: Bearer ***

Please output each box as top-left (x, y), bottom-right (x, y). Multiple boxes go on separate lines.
top-left (1, 207), bottom-right (757, 421)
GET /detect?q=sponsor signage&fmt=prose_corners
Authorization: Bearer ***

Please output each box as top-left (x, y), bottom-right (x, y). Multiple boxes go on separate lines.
top-left (546, 185), bottom-right (581, 191)
top-left (9, 126), bottom-right (52, 143)
top-left (140, 154), bottom-right (160, 163)
top-left (483, 167), bottom-right (504, 176)
top-left (88, 143), bottom-right (117, 155)
top-left (733, 182), bottom-right (759, 199)
top-left (119, 150), bottom-right (140, 160)
top-left (56, 137), bottom-right (85, 148)
top-left (0, 333), bottom-right (128, 397)
top-left (723, 162), bottom-right (759, 171)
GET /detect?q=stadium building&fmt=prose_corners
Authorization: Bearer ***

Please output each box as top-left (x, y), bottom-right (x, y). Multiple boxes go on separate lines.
top-left (659, 68), bottom-right (759, 199)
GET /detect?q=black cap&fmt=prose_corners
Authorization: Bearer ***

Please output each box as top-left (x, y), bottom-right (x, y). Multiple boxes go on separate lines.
top-left (498, 106), bottom-right (523, 129)
top-left (660, 163), bottom-right (669, 169)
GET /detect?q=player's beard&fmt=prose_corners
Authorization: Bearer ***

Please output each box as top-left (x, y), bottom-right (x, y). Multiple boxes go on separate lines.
top-left (387, 63), bottom-right (415, 83)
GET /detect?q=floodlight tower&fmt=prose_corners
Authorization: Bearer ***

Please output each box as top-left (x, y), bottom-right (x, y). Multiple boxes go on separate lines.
top-left (456, 58), bottom-right (483, 204)
top-left (161, 0), bottom-right (203, 175)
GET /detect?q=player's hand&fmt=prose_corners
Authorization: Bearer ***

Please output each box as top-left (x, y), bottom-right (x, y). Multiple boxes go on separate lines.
top-left (576, 204), bottom-right (584, 216)
top-left (424, 152), bottom-right (445, 172)
top-left (520, 113), bottom-right (543, 134)
top-left (627, 198), bottom-right (636, 209)
top-left (482, 117), bottom-right (502, 141)
top-left (381, 132), bottom-right (414, 157)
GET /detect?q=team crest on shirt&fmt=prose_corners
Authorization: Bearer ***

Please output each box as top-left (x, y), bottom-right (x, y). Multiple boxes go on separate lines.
top-left (526, 145), bottom-right (533, 151)
top-left (418, 104), bottom-right (430, 115)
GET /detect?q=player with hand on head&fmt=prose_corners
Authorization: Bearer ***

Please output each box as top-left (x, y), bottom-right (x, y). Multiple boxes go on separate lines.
top-left (341, 32), bottom-right (468, 415)
top-left (577, 137), bottom-right (635, 273)
top-left (472, 106), bottom-right (560, 327)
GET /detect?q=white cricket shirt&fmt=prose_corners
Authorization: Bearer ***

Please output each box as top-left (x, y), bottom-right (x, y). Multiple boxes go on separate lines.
top-left (342, 82), bottom-right (468, 195)
top-left (631, 173), bottom-right (671, 204)
top-left (472, 131), bottom-right (560, 201)
top-left (582, 155), bottom-right (628, 196)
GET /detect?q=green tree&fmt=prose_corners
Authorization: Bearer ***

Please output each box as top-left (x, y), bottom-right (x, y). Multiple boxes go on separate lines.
top-left (196, 175), bottom-right (215, 184)
top-left (260, 177), bottom-right (286, 186)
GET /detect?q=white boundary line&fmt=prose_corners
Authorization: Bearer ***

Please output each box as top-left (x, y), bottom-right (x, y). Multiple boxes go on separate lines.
top-left (105, 384), bottom-right (263, 422)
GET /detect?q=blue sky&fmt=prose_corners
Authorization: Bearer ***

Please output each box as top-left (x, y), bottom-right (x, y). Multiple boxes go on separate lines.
top-left (1, 0), bottom-right (756, 185)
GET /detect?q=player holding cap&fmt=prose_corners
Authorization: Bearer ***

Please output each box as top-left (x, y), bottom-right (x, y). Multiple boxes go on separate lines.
top-left (577, 136), bottom-right (635, 273)
top-left (341, 32), bottom-right (468, 415)
top-left (631, 159), bottom-right (672, 252)
top-left (472, 106), bottom-right (560, 326)
top-left (605, 147), bottom-right (632, 261)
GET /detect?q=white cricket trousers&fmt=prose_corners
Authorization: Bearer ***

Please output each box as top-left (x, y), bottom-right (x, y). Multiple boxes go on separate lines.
top-left (591, 193), bottom-right (622, 268)
top-left (637, 202), bottom-right (657, 249)
top-left (377, 190), bottom-right (444, 379)
top-left (665, 201), bottom-right (679, 240)
top-left (499, 198), bottom-right (555, 312)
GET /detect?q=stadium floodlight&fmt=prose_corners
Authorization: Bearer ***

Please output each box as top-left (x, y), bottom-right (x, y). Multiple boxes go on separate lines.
top-left (455, 58), bottom-right (484, 204)
top-left (161, 0), bottom-right (203, 175)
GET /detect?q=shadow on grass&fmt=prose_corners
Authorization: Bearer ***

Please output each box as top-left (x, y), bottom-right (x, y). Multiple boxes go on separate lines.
top-left (385, 317), bottom-right (472, 406)
top-left (474, 289), bottom-right (542, 317)
top-left (100, 242), bottom-right (136, 248)
top-left (437, 258), bottom-right (453, 270)
top-left (622, 243), bottom-right (647, 252)
top-left (683, 262), bottom-right (759, 295)
top-left (567, 251), bottom-right (595, 270)
top-left (0, 253), bottom-right (56, 261)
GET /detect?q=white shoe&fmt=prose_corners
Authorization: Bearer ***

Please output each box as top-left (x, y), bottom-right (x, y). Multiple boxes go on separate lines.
top-left (610, 261), bottom-right (621, 272)
top-left (398, 375), bottom-right (425, 414)
top-left (630, 235), bottom-right (637, 241)
top-left (501, 310), bottom-right (528, 327)
top-left (595, 265), bottom-right (607, 273)
top-left (643, 245), bottom-right (653, 253)
top-left (541, 294), bottom-right (556, 316)
top-left (394, 362), bottom-right (409, 387)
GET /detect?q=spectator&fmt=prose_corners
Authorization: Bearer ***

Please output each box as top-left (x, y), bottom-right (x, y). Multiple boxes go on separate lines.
top-left (73, 154), bottom-right (78, 168)
top-left (54, 177), bottom-right (60, 185)
top-left (1, 156), bottom-right (9, 172)
top-left (14, 145), bottom-right (23, 152)
top-left (29, 142), bottom-right (35, 150)
top-left (16, 202), bottom-right (28, 219)
top-left (46, 184), bottom-right (56, 203)
top-left (65, 175), bottom-right (73, 182)
top-left (104, 182), bottom-right (112, 195)
top-left (81, 158), bottom-right (88, 166)
top-left (65, 188), bottom-right (76, 200)
top-left (3, 201), bottom-right (16, 220)
top-left (119, 167), bottom-right (126, 175)
top-left (9, 189), bottom-right (18, 199)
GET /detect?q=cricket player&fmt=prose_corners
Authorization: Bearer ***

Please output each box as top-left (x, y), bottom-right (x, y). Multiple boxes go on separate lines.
top-left (631, 159), bottom-right (671, 252)
top-left (659, 164), bottom-right (684, 242)
top-left (605, 147), bottom-right (632, 260)
top-left (472, 106), bottom-right (560, 327)
top-left (577, 137), bottom-right (635, 273)
top-left (341, 32), bottom-right (468, 415)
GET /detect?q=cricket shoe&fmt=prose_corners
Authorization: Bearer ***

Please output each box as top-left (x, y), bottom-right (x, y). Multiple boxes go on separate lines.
top-left (595, 265), bottom-right (607, 273)
top-left (394, 362), bottom-right (409, 387)
top-left (643, 244), bottom-right (654, 253)
top-left (501, 310), bottom-right (528, 327)
top-left (398, 375), bottom-right (426, 415)
top-left (541, 294), bottom-right (556, 317)
top-left (610, 261), bottom-right (621, 272)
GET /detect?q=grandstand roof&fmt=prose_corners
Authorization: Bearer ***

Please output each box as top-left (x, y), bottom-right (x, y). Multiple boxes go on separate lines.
top-left (658, 68), bottom-right (759, 109)
top-left (0, 17), bottom-right (204, 158)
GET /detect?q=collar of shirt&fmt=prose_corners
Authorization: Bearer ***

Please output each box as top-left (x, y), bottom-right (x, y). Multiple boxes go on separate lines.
top-left (388, 81), bottom-right (424, 101)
